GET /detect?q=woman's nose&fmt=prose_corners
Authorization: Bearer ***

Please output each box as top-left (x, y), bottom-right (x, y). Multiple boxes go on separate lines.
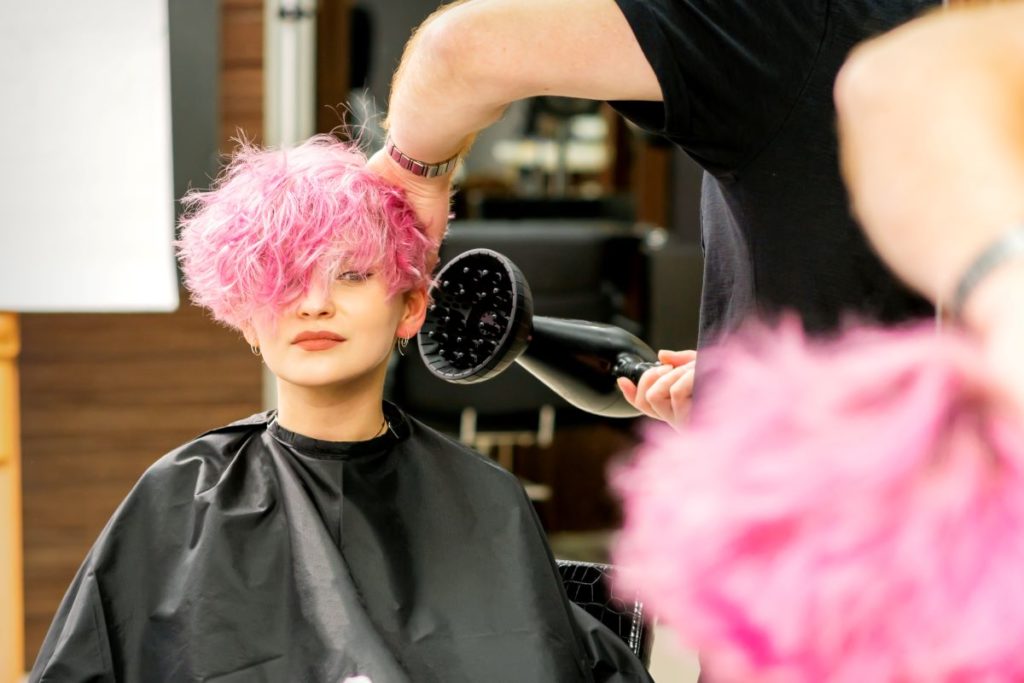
top-left (296, 288), bottom-right (335, 318)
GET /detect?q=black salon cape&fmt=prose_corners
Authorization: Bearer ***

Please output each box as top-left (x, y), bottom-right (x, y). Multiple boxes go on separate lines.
top-left (31, 403), bottom-right (651, 683)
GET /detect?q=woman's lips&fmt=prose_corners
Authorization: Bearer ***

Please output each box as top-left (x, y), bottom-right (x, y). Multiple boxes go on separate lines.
top-left (294, 338), bottom-right (343, 351)
top-left (291, 331), bottom-right (346, 351)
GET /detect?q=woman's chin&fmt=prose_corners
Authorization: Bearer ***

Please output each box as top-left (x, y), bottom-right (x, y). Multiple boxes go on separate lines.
top-left (274, 365), bottom-right (383, 393)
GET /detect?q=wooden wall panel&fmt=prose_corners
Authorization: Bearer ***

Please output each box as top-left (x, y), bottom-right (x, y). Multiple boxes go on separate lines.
top-left (20, 300), bottom-right (263, 664)
top-left (221, 0), bottom-right (263, 148)
top-left (316, 0), bottom-right (351, 135)
top-left (221, 66), bottom-right (264, 146)
top-left (2, 315), bottom-right (25, 681)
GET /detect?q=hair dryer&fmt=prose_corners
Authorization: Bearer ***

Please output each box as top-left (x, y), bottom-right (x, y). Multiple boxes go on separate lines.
top-left (417, 248), bottom-right (659, 418)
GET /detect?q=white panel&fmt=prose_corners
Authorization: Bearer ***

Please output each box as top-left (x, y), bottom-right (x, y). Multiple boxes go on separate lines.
top-left (0, 0), bottom-right (178, 312)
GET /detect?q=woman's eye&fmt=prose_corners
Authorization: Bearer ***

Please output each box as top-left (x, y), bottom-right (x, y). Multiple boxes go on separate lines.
top-left (338, 271), bottom-right (372, 282)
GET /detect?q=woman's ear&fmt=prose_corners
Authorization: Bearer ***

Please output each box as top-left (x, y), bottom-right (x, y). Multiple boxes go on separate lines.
top-left (396, 287), bottom-right (428, 340)
top-left (240, 322), bottom-right (258, 349)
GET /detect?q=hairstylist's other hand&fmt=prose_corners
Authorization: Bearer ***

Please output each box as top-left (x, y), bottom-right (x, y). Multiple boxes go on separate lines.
top-left (617, 349), bottom-right (697, 430)
top-left (366, 147), bottom-right (453, 249)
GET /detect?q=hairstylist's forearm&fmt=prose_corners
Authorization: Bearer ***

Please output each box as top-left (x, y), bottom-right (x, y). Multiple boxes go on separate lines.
top-left (385, 0), bottom-right (662, 164)
top-left (835, 3), bottom-right (1024, 325)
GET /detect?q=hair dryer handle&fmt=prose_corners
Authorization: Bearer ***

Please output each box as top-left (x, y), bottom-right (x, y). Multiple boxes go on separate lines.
top-left (613, 354), bottom-right (661, 384)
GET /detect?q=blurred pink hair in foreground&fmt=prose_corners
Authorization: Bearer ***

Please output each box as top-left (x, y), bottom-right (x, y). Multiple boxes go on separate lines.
top-left (613, 320), bottom-right (1024, 683)
top-left (176, 135), bottom-right (433, 331)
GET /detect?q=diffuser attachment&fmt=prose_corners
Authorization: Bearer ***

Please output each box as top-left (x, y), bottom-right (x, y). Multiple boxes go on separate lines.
top-left (419, 249), bottom-right (660, 418)
top-left (418, 249), bottom-right (532, 383)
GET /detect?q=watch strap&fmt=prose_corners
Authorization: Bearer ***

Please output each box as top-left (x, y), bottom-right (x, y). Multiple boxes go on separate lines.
top-left (385, 137), bottom-right (459, 178)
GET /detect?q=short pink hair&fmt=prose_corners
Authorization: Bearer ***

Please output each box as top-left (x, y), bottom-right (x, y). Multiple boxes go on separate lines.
top-left (176, 135), bottom-right (433, 330)
top-left (613, 320), bottom-right (1024, 683)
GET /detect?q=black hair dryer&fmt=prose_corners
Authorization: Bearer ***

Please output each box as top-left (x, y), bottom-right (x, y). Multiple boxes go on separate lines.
top-left (417, 249), bottom-right (660, 418)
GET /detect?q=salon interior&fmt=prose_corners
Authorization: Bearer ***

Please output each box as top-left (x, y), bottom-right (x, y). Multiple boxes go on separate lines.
top-left (0, 0), bottom-right (708, 679)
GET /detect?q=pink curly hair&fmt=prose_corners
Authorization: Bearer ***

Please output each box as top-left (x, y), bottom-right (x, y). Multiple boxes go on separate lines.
top-left (613, 320), bottom-right (1024, 683)
top-left (176, 135), bottom-right (433, 330)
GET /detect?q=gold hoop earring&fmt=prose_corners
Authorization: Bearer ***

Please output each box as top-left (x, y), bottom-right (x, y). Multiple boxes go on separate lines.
top-left (250, 344), bottom-right (261, 356)
top-left (397, 337), bottom-right (409, 356)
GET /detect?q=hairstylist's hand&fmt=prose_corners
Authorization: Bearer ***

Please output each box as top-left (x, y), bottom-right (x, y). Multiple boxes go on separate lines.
top-left (617, 349), bottom-right (697, 430)
top-left (366, 148), bottom-right (454, 249)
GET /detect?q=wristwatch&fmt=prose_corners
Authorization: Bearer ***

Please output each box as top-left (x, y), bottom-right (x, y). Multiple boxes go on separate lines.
top-left (385, 137), bottom-right (459, 178)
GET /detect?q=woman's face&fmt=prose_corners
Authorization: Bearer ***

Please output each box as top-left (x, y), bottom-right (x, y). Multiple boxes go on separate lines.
top-left (244, 268), bottom-right (426, 391)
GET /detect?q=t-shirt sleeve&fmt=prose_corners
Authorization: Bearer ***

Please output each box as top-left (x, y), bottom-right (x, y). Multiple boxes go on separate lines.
top-left (609, 0), bottom-right (827, 174)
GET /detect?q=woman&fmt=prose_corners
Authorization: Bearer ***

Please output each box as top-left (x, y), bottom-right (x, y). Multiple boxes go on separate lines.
top-left (30, 136), bottom-right (649, 683)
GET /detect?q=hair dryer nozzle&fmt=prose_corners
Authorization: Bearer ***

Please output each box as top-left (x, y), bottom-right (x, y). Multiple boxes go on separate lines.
top-left (418, 249), bottom-right (532, 383)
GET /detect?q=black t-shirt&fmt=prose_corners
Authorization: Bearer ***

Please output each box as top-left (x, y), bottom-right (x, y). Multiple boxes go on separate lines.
top-left (611, 0), bottom-right (937, 345)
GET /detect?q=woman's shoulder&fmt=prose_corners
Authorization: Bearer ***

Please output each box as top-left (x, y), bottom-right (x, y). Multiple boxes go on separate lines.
top-left (77, 412), bottom-right (275, 570)
top-left (136, 411), bottom-right (274, 498)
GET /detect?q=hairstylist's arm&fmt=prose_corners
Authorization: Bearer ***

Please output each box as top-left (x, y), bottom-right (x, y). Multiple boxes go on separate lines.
top-left (366, 0), bottom-right (662, 245)
top-left (835, 2), bottom-right (1024, 413)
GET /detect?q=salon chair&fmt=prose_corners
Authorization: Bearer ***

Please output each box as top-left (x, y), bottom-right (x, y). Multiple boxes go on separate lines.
top-left (558, 559), bottom-right (655, 668)
top-left (388, 219), bottom-right (659, 499)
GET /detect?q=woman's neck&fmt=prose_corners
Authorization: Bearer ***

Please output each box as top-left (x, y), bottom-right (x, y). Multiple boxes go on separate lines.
top-left (274, 371), bottom-right (388, 442)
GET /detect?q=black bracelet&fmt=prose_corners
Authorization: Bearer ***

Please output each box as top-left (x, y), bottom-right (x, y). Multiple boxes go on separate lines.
top-left (950, 224), bottom-right (1024, 320)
